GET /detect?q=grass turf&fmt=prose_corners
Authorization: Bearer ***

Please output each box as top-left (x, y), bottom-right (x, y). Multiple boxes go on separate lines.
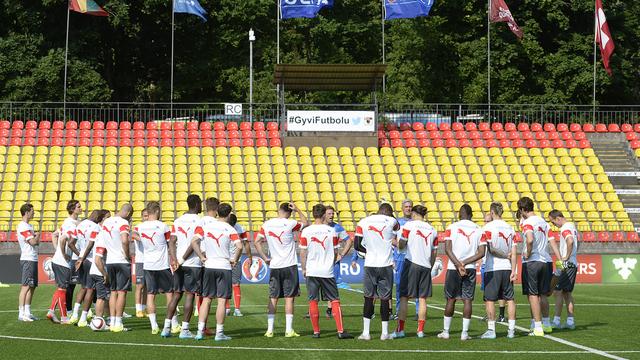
top-left (0, 283), bottom-right (638, 360)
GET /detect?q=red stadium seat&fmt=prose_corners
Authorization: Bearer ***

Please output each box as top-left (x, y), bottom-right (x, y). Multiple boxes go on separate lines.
top-left (120, 138), bottom-right (132, 147)
top-left (11, 128), bottom-right (23, 138)
top-left (201, 130), bottom-right (213, 140)
top-left (455, 131), bottom-right (468, 140)
top-left (405, 138), bottom-right (418, 147)
top-left (391, 139), bottom-right (404, 148)
top-left (415, 130), bottom-right (427, 139)
top-left (468, 131), bottom-right (480, 140)
top-left (608, 123), bottom-right (621, 132)
top-left (227, 122), bottom-right (239, 131)
top-left (106, 121), bottom-right (118, 130)
top-left (187, 139), bottom-right (199, 147)
top-left (52, 129), bottom-right (64, 139)
top-left (583, 123), bottom-right (595, 132)
top-left (543, 123), bottom-right (555, 132)
top-left (37, 120), bottom-right (50, 130)
top-left (399, 122), bottom-right (411, 131)
top-left (119, 129), bottom-right (131, 139)
top-left (188, 130), bottom-right (199, 139)
top-left (91, 120), bottom-right (104, 130)
top-left (556, 123), bottom-right (568, 132)
top-left (0, 120), bottom-right (10, 129)
top-left (133, 121), bottom-right (145, 130)
top-left (266, 122), bottom-right (279, 131)
top-left (425, 122), bottom-right (437, 131)
top-left (578, 139), bottom-right (591, 148)
top-left (465, 122), bottom-right (477, 131)
top-left (147, 138), bottom-right (159, 146)
top-left (548, 132), bottom-right (560, 140)
top-left (172, 122), bottom-right (185, 131)
top-left (79, 130), bottom-right (91, 139)
top-left (388, 130), bottom-right (400, 139)
top-left (458, 139), bottom-right (471, 147)
top-left (439, 123), bottom-right (451, 131)
top-left (612, 231), bottom-right (625, 242)
top-left (569, 123), bottom-right (582, 132)
top-left (242, 138), bottom-right (254, 147)
top-left (378, 138), bottom-right (390, 147)
top-left (531, 123), bottom-right (542, 132)
top-left (146, 122), bottom-right (157, 130)
top-left (412, 122), bottom-right (425, 131)
top-left (52, 120), bottom-right (64, 130)
top-left (491, 123), bottom-right (504, 132)
top-left (471, 139), bottom-right (484, 148)
top-left (119, 121), bottom-right (131, 130)
top-left (11, 120), bottom-right (23, 130)
top-left (402, 130), bottom-right (414, 140)
top-left (253, 122), bottom-right (266, 131)
top-left (521, 131), bottom-right (533, 140)
top-left (174, 130), bottom-right (186, 140)
top-left (38, 129), bottom-right (50, 138)
top-left (228, 130), bottom-right (240, 139)
top-left (595, 123), bottom-right (607, 132)
top-left (597, 232), bottom-right (611, 242)
top-left (621, 123), bottom-right (633, 133)
top-left (634, 124), bottom-right (640, 133)
top-left (507, 131), bottom-right (519, 140)
top-left (186, 122), bottom-right (199, 131)
top-left (133, 138), bottom-right (145, 147)
top-left (37, 137), bottom-right (50, 146)
top-left (482, 131), bottom-right (495, 140)
top-left (174, 138), bottom-right (186, 147)
top-left (551, 139), bottom-right (564, 148)
top-left (93, 129), bottom-right (105, 139)
top-left (418, 139), bottom-right (430, 147)
top-left (214, 130), bottom-right (226, 139)
top-left (478, 122), bottom-right (490, 131)
top-left (535, 132), bottom-right (546, 140)
top-left (441, 130), bottom-right (453, 139)
top-left (199, 122), bottom-right (212, 131)
top-left (432, 139), bottom-right (444, 147)
top-left (574, 132), bottom-right (586, 141)
top-left (147, 129), bottom-right (159, 139)
top-left (565, 139), bottom-right (577, 148)
top-left (560, 132), bottom-right (572, 141)
top-left (269, 138), bottom-right (281, 147)
top-left (202, 138), bottom-right (214, 147)
top-left (499, 139), bottom-right (511, 148)
top-left (512, 139), bottom-right (524, 148)
top-left (629, 140), bottom-right (640, 149)
top-left (213, 122), bottom-right (225, 131)
top-left (451, 122), bottom-right (464, 131)
top-left (268, 130), bottom-right (279, 139)
top-left (255, 130), bottom-right (267, 139)
top-left (429, 130), bottom-right (441, 139)
top-left (25, 128), bottom-right (36, 138)
top-left (24, 138), bottom-right (35, 146)
top-left (377, 130), bottom-right (386, 139)
top-left (517, 123), bottom-right (529, 132)
top-left (525, 139), bottom-right (538, 148)
top-left (25, 120), bottom-right (37, 129)
top-left (626, 232), bottom-right (639, 242)
top-left (64, 137), bottom-right (77, 146)
top-left (239, 122), bottom-right (252, 131)
top-left (495, 131), bottom-right (507, 140)
top-left (627, 132), bottom-right (638, 141)
top-left (51, 137), bottom-right (64, 146)
top-left (504, 122), bottom-right (516, 132)
top-left (161, 138), bottom-right (173, 147)
top-left (106, 130), bottom-right (118, 139)
top-left (581, 232), bottom-right (595, 242)
top-left (539, 139), bottom-right (551, 148)
top-left (485, 139), bottom-right (498, 148)
top-left (159, 122), bottom-right (170, 130)
top-left (105, 138), bottom-right (117, 146)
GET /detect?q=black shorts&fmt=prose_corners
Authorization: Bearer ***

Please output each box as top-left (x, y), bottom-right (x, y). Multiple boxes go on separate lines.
top-left (174, 266), bottom-right (203, 294)
top-left (399, 260), bottom-right (432, 299)
top-left (135, 263), bottom-right (145, 286)
top-left (232, 261), bottom-right (242, 285)
top-left (88, 275), bottom-right (110, 300)
top-left (522, 261), bottom-right (550, 296)
top-left (79, 260), bottom-right (92, 288)
top-left (306, 277), bottom-right (339, 302)
top-left (363, 266), bottom-right (394, 300)
top-left (544, 262), bottom-right (553, 294)
top-left (269, 265), bottom-right (300, 299)
top-left (444, 269), bottom-right (476, 300)
top-left (145, 269), bottom-right (174, 295)
top-left (20, 260), bottom-right (38, 288)
top-left (555, 267), bottom-right (577, 292)
top-left (107, 263), bottom-right (132, 292)
top-left (202, 268), bottom-right (232, 299)
top-left (52, 263), bottom-right (71, 289)
top-left (483, 270), bottom-right (514, 301)
top-left (70, 262), bottom-right (80, 285)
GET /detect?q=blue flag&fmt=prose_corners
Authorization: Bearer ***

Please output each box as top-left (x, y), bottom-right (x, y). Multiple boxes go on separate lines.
top-left (280, 0), bottom-right (333, 19)
top-left (384, 0), bottom-right (434, 20)
top-left (174, 0), bottom-right (207, 22)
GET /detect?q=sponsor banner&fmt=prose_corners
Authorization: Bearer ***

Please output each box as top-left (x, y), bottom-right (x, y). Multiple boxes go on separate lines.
top-left (602, 255), bottom-right (640, 283)
top-left (625, 208), bottom-right (640, 214)
top-left (606, 172), bottom-right (640, 177)
top-left (615, 189), bottom-right (640, 195)
top-left (286, 110), bottom-right (375, 132)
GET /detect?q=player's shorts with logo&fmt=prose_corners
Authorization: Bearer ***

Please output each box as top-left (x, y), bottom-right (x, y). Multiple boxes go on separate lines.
top-left (399, 259), bottom-right (432, 298)
top-left (232, 261), bottom-right (242, 285)
top-left (483, 270), bottom-right (514, 301)
top-left (88, 275), bottom-right (110, 300)
top-left (522, 261), bottom-right (550, 295)
top-left (544, 262), bottom-right (553, 293)
top-left (444, 269), bottom-right (476, 300)
top-left (20, 260), bottom-right (38, 287)
top-left (107, 263), bottom-right (132, 292)
top-left (145, 269), bottom-right (174, 294)
top-left (269, 265), bottom-right (300, 298)
top-left (306, 276), bottom-right (339, 301)
top-left (52, 263), bottom-right (71, 289)
top-left (363, 266), bottom-right (394, 300)
top-left (173, 266), bottom-right (202, 294)
top-left (555, 266), bottom-right (577, 292)
top-left (78, 260), bottom-right (92, 288)
top-left (135, 263), bottom-right (145, 286)
top-left (70, 262), bottom-right (81, 285)
top-left (202, 268), bottom-right (232, 299)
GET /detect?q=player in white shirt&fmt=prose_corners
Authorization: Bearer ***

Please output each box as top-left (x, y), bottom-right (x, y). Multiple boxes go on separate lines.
top-left (88, 211), bottom-right (112, 330)
top-left (73, 210), bottom-right (110, 327)
top-left (479, 203), bottom-right (518, 339)
top-left (255, 202), bottom-right (309, 338)
top-left (439, 204), bottom-right (486, 341)
top-left (300, 204), bottom-right (353, 339)
top-left (353, 203), bottom-right (400, 341)
top-left (47, 200), bottom-right (82, 324)
top-left (191, 203), bottom-right (242, 341)
top-left (169, 194), bottom-right (203, 339)
top-left (133, 201), bottom-right (178, 337)
top-left (226, 213), bottom-right (252, 317)
top-left (17, 203), bottom-right (40, 322)
top-left (132, 209), bottom-right (149, 318)
top-left (392, 204), bottom-right (437, 339)
top-left (548, 210), bottom-right (579, 330)
top-left (102, 203), bottom-right (134, 333)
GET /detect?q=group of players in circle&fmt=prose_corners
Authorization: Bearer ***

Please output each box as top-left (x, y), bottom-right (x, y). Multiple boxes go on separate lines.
top-left (15, 195), bottom-right (578, 341)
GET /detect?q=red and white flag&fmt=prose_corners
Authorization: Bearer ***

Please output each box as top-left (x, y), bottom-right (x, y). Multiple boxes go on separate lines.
top-left (490, 0), bottom-right (523, 39)
top-left (595, 0), bottom-right (615, 75)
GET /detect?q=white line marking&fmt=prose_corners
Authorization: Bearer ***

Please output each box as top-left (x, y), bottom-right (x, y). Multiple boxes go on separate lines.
top-left (346, 288), bottom-right (629, 360)
top-left (0, 335), bottom-right (635, 354)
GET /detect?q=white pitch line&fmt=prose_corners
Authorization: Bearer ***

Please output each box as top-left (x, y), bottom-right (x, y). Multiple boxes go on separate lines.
top-left (0, 335), bottom-right (629, 354)
top-left (345, 288), bottom-right (628, 360)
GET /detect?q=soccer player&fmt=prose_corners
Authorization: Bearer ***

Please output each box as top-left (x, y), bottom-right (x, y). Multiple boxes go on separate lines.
top-left (17, 203), bottom-right (40, 322)
top-left (74, 209), bottom-right (109, 327)
top-left (326, 205), bottom-right (352, 293)
top-left (254, 202), bottom-right (309, 338)
top-left (227, 213), bottom-right (252, 317)
top-left (88, 211), bottom-right (112, 330)
top-left (300, 204), bottom-right (353, 339)
top-left (47, 200), bottom-right (82, 324)
top-left (353, 202), bottom-right (399, 341)
top-left (392, 204), bottom-right (437, 339)
top-left (191, 203), bottom-right (242, 341)
top-left (134, 201), bottom-right (178, 337)
top-left (102, 203), bottom-right (134, 332)
top-left (133, 209), bottom-right (149, 318)
top-left (392, 199), bottom-right (413, 319)
top-left (480, 203), bottom-right (517, 339)
top-left (548, 210), bottom-right (578, 330)
top-left (438, 204), bottom-right (485, 341)
top-left (170, 194), bottom-right (204, 339)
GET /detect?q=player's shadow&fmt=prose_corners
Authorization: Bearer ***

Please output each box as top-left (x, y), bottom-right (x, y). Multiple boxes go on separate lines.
top-left (225, 327), bottom-right (277, 337)
top-left (551, 322), bottom-right (606, 332)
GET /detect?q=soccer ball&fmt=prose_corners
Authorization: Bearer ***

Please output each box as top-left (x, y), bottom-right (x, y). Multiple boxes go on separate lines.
top-left (90, 317), bottom-right (107, 331)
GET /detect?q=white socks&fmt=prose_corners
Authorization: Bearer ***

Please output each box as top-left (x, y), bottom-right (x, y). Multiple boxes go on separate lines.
top-left (135, 304), bottom-right (142, 312)
top-left (381, 321), bottom-right (389, 335)
top-left (182, 321), bottom-right (190, 330)
top-left (487, 320), bottom-right (495, 331)
top-left (362, 317), bottom-right (371, 336)
top-left (508, 319), bottom-right (516, 331)
top-left (18, 306), bottom-right (24, 319)
top-left (567, 316), bottom-right (575, 325)
top-left (542, 317), bottom-right (551, 327)
top-left (149, 313), bottom-right (158, 329)
top-left (198, 321), bottom-right (205, 332)
top-left (462, 318), bottom-right (470, 333)
top-left (164, 318), bottom-right (172, 330)
top-left (443, 316), bottom-right (452, 332)
top-left (171, 315), bottom-right (179, 328)
top-left (216, 323), bottom-right (224, 334)
top-left (80, 311), bottom-right (88, 323)
top-left (285, 314), bottom-right (294, 333)
top-left (534, 321), bottom-right (543, 332)
top-left (267, 314), bottom-right (275, 332)
top-left (72, 303), bottom-right (81, 318)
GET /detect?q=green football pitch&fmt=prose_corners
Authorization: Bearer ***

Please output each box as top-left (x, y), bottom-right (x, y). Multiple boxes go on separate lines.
top-left (0, 283), bottom-right (638, 360)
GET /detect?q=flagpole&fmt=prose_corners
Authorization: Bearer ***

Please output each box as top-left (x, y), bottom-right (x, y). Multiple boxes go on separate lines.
top-left (592, 1), bottom-right (597, 125)
top-left (277, 0), bottom-right (280, 64)
top-left (63, 3), bottom-right (70, 121)
top-left (171, 1), bottom-right (175, 121)
top-left (487, 0), bottom-right (491, 114)
top-left (381, 0), bottom-right (386, 94)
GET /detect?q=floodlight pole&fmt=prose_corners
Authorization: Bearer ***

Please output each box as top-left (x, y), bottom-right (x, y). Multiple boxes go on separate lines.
top-left (249, 28), bottom-right (255, 122)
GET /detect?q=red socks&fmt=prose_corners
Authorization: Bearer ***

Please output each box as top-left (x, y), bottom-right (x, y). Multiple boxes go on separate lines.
top-left (232, 284), bottom-right (241, 309)
top-left (309, 300), bottom-right (320, 333)
top-left (50, 289), bottom-right (68, 317)
top-left (396, 319), bottom-right (405, 332)
top-left (417, 319), bottom-right (426, 332)
top-left (330, 300), bottom-right (344, 333)
top-left (225, 299), bottom-right (230, 309)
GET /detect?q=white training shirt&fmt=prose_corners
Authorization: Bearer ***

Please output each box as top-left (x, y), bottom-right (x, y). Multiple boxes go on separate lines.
top-left (355, 214), bottom-right (399, 268)
top-left (400, 220), bottom-right (438, 269)
top-left (228, 223), bottom-right (249, 260)
top-left (133, 222), bottom-right (145, 264)
top-left (135, 220), bottom-right (172, 271)
top-left (558, 222), bottom-right (579, 265)
top-left (101, 216), bottom-right (131, 265)
top-left (444, 219), bottom-right (484, 270)
top-left (521, 215), bottom-right (551, 263)
top-left (90, 234), bottom-right (107, 276)
top-left (300, 224), bottom-right (339, 278)
top-left (52, 217), bottom-right (78, 268)
top-left (76, 219), bottom-right (101, 262)
top-left (172, 213), bottom-right (203, 267)
top-left (258, 218), bottom-right (303, 269)
top-left (17, 221), bottom-right (38, 262)
top-left (194, 220), bottom-right (240, 270)
top-left (481, 219), bottom-right (517, 272)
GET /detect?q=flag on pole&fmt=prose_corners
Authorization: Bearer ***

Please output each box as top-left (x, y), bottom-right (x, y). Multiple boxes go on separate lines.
top-left (174, 0), bottom-right (207, 22)
top-left (69, 0), bottom-right (108, 16)
top-left (280, 0), bottom-right (333, 19)
top-left (384, 0), bottom-right (434, 20)
top-left (489, 0), bottom-right (523, 39)
top-left (595, 0), bottom-right (614, 75)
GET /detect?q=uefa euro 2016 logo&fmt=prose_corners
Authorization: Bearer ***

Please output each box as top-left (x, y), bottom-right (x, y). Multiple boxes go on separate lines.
top-left (242, 257), bottom-right (268, 283)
